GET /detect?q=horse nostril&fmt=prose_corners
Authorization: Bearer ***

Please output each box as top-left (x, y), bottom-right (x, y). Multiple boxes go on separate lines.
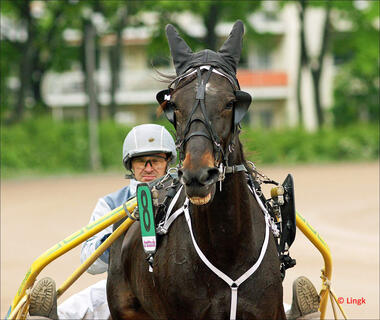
top-left (199, 167), bottom-right (219, 185)
top-left (177, 168), bottom-right (187, 184)
top-left (206, 167), bottom-right (220, 184)
top-left (178, 168), bottom-right (219, 186)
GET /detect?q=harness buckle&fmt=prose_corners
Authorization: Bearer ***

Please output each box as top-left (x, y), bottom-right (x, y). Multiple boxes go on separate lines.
top-left (156, 224), bottom-right (168, 235)
top-left (218, 163), bottom-right (226, 192)
top-left (218, 163), bottom-right (226, 181)
top-left (146, 254), bottom-right (155, 273)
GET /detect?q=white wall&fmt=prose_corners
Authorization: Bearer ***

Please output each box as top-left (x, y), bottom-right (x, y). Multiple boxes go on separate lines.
top-left (281, 3), bottom-right (334, 130)
top-left (42, 6), bottom-right (336, 130)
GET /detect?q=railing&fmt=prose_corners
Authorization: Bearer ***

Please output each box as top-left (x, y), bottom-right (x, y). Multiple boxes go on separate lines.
top-left (42, 68), bottom-right (289, 107)
top-left (42, 68), bottom-right (174, 106)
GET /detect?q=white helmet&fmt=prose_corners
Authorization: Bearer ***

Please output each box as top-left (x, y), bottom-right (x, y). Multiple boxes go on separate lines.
top-left (122, 124), bottom-right (177, 170)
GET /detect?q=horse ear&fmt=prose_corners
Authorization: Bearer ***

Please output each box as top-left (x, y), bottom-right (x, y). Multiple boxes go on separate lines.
top-left (156, 89), bottom-right (176, 127)
top-left (218, 20), bottom-right (244, 71)
top-left (234, 90), bottom-right (252, 127)
top-left (165, 24), bottom-right (193, 75)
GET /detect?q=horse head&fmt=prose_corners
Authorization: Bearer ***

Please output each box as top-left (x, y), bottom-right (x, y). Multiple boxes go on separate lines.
top-left (157, 21), bottom-right (252, 206)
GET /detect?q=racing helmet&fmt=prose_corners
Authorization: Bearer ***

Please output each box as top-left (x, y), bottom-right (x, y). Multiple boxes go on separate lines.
top-left (122, 124), bottom-right (177, 170)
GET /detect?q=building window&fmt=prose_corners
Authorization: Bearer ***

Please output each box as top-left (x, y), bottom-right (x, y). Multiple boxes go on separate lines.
top-left (259, 110), bottom-right (273, 128)
top-left (251, 46), bottom-right (272, 70)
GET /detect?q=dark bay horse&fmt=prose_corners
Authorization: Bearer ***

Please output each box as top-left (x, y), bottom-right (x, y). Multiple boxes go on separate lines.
top-left (107, 21), bottom-right (285, 320)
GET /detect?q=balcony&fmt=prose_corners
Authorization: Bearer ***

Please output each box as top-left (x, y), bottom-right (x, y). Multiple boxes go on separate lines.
top-left (237, 70), bottom-right (288, 100)
top-left (42, 69), bottom-right (289, 108)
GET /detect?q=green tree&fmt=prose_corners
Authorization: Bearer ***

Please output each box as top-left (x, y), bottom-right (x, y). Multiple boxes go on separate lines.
top-left (145, 1), bottom-right (261, 68)
top-left (295, 0), bottom-right (332, 128)
top-left (331, 1), bottom-right (379, 126)
top-left (102, 1), bottom-right (145, 118)
top-left (290, 0), bottom-right (379, 128)
top-left (1, 0), bottom-right (80, 123)
top-left (1, 0), bottom-right (36, 123)
top-left (0, 13), bottom-right (22, 119)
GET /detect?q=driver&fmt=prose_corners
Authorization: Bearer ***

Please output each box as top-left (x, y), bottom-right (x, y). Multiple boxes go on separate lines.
top-left (29, 124), bottom-right (177, 320)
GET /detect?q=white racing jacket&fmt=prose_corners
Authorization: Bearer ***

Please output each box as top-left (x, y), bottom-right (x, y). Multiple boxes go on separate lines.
top-left (81, 179), bottom-right (139, 274)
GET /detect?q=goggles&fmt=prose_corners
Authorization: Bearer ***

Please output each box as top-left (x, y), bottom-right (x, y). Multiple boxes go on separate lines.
top-left (132, 155), bottom-right (168, 170)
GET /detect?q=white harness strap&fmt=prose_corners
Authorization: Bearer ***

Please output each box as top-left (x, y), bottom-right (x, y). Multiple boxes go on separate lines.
top-left (157, 186), bottom-right (184, 234)
top-left (176, 65), bottom-right (231, 84)
top-left (156, 184), bottom-right (271, 319)
top-left (183, 197), bottom-right (270, 320)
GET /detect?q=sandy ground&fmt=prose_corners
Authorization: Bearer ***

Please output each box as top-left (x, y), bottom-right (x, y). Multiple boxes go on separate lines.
top-left (1, 162), bottom-right (379, 319)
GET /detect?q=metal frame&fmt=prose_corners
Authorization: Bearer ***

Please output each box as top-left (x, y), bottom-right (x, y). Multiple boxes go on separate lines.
top-left (296, 212), bottom-right (347, 319)
top-left (6, 198), bottom-right (137, 320)
top-left (5, 200), bottom-right (347, 320)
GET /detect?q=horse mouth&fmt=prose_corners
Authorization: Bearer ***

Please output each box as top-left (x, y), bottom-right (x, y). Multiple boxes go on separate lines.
top-left (189, 193), bottom-right (211, 206)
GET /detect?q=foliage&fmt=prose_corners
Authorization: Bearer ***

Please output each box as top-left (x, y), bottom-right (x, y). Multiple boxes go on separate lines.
top-left (98, 120), bottom-right (131, 168)
top-left (240, 124), bottom-right (379, 164)
top-left (0, 0), bottom-right (83, 121)
top-left (1, 117), bottom-right (127, 176)
top-left (2, 118), bottom-right (378, 178)
top-left (330, 1), bottom-right (380, 126)
top-left (123, 1), bottom-right (262, 68)
top-left (1, 1), bottom-right (378, 127)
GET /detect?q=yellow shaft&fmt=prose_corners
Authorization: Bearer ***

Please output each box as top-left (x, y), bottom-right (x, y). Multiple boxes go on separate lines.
top-left (9, 197), bottom-right (137, 316)
top-left (7, 296), bottom-right (27, 320)
top-left (296, 212), bottom-right (332, 320)
top-left (57, 214), bottom-right (136, 297)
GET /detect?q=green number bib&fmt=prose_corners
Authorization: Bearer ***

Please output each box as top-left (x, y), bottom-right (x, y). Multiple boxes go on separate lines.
top-left (137, 183), bottom-right (157, 254)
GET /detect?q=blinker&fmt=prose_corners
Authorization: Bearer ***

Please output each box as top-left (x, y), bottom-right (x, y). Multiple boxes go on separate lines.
top-left (156, 89), bottom-right (176, 127)
top-left (157, 86), bottom-right (252, 130)
top-left (164, 104), bottom-right (176, 127)
top-left (156, 89), bottom-right (171, 105)
top-left (233, 90), bottom-right (252, 128)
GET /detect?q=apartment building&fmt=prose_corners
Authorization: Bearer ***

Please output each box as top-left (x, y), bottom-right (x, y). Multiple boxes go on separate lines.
top-left (43, 3), bottom-right (334, 130)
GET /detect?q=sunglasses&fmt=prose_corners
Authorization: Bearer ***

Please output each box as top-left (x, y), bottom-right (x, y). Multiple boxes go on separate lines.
top-left (132, 155), bottom-right (168, 170)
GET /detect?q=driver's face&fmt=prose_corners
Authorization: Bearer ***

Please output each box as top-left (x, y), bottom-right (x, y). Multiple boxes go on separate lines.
top-left (131, 153), bottom-right (169, 182)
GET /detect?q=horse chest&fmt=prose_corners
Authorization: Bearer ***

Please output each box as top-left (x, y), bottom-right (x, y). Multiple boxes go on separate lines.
top-left (114, 192), bottom-right (283, 319)
top-left (144, 221), bottom-right (270, 316)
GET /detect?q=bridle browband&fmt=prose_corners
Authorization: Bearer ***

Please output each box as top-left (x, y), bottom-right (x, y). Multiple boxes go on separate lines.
top-left (163, 66), bottom-right (248, 182)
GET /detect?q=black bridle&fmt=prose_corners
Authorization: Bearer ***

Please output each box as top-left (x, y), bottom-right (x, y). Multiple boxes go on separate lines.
top-left (177, 67), bottom-right (227, 164)
top-left (156, 66), bottom-right (252, 180)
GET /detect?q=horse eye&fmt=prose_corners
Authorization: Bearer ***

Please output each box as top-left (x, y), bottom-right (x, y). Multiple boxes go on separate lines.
top-left (225, 101), bottom-right (234, 110)
top-left (167, 102), bottom-right (177, 109)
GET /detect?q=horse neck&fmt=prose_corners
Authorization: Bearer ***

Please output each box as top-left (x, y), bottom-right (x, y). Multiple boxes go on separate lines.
top-left (189, 144), bottom-right (264, 270)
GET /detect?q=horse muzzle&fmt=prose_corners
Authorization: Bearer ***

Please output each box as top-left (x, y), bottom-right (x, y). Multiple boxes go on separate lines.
top-left (178, 167), bottom-right (219, 205)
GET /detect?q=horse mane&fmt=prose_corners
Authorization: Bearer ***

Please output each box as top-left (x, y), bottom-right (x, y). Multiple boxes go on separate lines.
top-left (232, 137), bottom-right (254, 175)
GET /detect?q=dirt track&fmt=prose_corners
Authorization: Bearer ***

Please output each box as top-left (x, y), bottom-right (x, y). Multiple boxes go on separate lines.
top-left (1, 162), bottom-right (379, 319)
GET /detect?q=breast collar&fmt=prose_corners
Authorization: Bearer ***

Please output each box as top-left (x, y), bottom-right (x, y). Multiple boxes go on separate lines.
top-left (156, 181), bottom-right (279, 320)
